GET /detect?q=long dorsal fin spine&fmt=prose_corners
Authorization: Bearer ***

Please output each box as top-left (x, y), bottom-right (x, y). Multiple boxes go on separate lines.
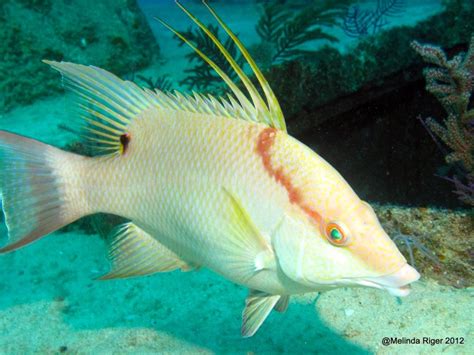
top-left (202, 1), bottom-right (286, 131)
top-left (155, 17), bottom-right (254, 115)
top-left (175, 1), bottom-right (268, 118)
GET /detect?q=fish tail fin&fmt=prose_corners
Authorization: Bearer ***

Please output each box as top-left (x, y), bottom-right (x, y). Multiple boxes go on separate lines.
top-left (0, 130), bottom-right (87, 253)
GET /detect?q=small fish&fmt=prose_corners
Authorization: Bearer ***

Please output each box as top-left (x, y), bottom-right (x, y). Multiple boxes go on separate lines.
top-left (0, 1), bottom-right (419, 337)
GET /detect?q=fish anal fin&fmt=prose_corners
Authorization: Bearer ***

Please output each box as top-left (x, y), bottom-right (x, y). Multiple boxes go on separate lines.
top-left (274, 295), bottom-right (290, 313)
top-left (242, 290), bottom-right (281, 337)
top-left (99, 222), bottom-right (190, 280)
top-left (223, 188), bottom-right (274, 281)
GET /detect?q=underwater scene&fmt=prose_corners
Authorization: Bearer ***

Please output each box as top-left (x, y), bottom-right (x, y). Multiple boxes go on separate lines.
top-left (0, 0), bottom-right (472, 353)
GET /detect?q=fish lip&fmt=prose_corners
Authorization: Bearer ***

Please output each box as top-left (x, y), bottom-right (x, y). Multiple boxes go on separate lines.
top-left (353, 279), bottom-right (413, 297)
top-left (341, 263), bottom-right (420, 297)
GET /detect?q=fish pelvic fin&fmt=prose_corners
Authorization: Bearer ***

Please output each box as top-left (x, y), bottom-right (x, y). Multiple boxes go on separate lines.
top-left (0, 131), bottom-right (87, 253)
top-left (242, 290), bottom-right (281, 337)
top-left (157, 1), bottom-right (287, 131)
top-left (223, 188), bottom-right (275, 282)
top-left (99, 222), bottom-right (191, 280)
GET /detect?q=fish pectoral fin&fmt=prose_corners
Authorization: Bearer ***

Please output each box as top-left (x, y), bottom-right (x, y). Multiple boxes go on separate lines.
top-left (255, 249), bottom-right (276, 271)
top-left (99, 222), bottom-right (190, 280)
top-left (223, 188), bottom-right (275, 280)
top-left (272, 214), bottom-right (308, 283)
top-left (274, 295), bottom-right (290, 313)
top-left (242, 290), bottom-right (281, 337)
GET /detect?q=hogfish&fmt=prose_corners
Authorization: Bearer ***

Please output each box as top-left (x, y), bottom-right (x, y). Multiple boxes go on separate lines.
top-left (0, 1), bottom-right (419, 336)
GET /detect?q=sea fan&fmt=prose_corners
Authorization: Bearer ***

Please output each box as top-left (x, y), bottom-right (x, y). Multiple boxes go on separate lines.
top-left (343, 0), bottom-right (405, 38)
top-left (412, 35), bottom-right (474, 206)
top-left (256, 0), bottom-right (353, 63)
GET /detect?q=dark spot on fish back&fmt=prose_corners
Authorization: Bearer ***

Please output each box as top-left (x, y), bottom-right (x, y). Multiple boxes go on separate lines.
top-left (120, 133), bottom-right (131, 154)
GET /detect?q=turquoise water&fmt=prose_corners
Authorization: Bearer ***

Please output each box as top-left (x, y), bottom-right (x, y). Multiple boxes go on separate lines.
top-left (0, 0), bottom-right (472, 353)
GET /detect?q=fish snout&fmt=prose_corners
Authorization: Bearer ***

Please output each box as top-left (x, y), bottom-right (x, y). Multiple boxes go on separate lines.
top-left (365, 263), bottom-right (420, 297)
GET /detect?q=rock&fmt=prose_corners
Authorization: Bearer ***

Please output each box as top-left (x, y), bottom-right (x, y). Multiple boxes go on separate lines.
top-left (0, 0), bottom-right (160, 113)
top-left (377, 205), bottom-right (473, 288)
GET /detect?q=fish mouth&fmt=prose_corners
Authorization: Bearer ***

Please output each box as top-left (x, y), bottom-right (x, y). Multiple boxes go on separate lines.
top-left (345, 263), bottom-right (421, 297)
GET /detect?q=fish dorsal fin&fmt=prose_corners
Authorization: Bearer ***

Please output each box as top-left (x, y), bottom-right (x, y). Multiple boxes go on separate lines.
top-left (44, 2), bottom-right (287, 157)
top-left (44, 60), bottom-right (160, 157)
top-left (45, 59), bottom-right (283, 158)
top-left (222, 188), bottom-right (275, 282)
top-left (157, 1), bottom-right (287, 131)
top-left (242, 290), bottom-right (281, 337)
top-left (100, 222), bottom-right (190, 280)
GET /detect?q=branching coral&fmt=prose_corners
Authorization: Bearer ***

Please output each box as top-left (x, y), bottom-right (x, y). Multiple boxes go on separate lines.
top-left (412, 35), bottom-right (474, 206)
top-left (343, 0), bottom-right (405, 38)
top-left (255, 0), bottom-right (354, 65)
top-left (175, 1), bottom-right (354, 91)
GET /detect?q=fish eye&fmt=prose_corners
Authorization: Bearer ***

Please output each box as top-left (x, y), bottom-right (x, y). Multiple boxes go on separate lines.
top-left (325, 222), bottom-right (350, 246)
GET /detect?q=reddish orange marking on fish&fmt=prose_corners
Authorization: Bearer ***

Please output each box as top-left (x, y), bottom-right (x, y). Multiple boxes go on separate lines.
top-left (256, 128), bottom-right (324, 226)
top-left (301, 205), bottom-right (323, 226)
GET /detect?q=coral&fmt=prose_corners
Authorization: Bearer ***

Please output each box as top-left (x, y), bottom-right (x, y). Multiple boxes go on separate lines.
top-left (412, 35), bottom-right (474, 206)
top-left (177, 0), bottom-right (355, 89)
top-left (377, 205), bottom-right (473, 288)
top-left (255, 0), bottom-right (354, 65)
top-left (0, 0), bottom-right (159, 113)
top-left (263, 0), bottom-right (474, 130)
top-left (343, 0), bottom-right (405, 38)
